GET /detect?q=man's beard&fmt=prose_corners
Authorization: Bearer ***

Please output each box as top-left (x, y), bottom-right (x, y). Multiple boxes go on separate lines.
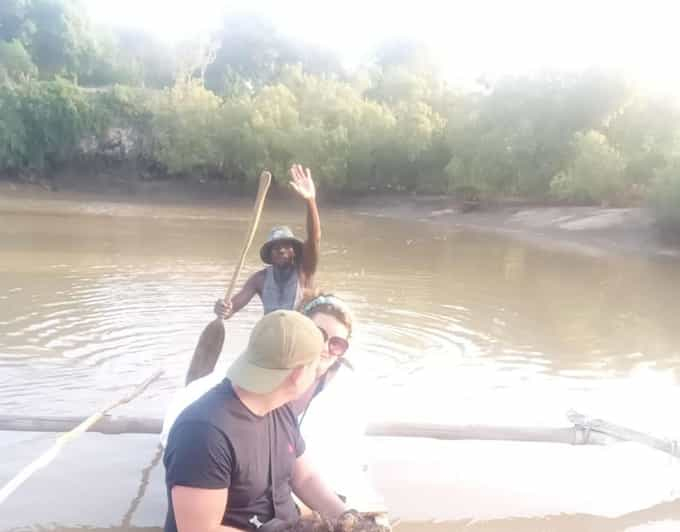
top-left (273, 262), bottom-right (296, 286)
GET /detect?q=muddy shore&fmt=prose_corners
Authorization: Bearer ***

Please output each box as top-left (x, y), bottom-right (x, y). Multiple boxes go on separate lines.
top-left (2, 179), bottom-right (678, 260)
top-left (348, 195), bottom-right (680, 260)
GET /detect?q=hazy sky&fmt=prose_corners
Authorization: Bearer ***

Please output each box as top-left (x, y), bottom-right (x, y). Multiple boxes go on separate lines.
top-left (83, 0), bottom-right (678, 90)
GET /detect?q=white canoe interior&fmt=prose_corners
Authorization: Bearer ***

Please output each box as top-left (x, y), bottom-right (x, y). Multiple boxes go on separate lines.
top-left (366, 437), bottom-right (680, 522)
top-left (1, 415), bottom-right (679, 529)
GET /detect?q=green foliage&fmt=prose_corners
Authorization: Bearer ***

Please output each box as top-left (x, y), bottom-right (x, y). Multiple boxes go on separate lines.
top-left (0, 39), bottom-right (37, 81)
top-left (443, 71), bottom-right (629, 198)
top-left (0, 78), bottom-right (103, 172)
top-left (0, 84), bottom-right (28, 168)
top-left (0, 0), bottom-right (160, 86)
top-left (204, 13), bottom-right (343, 94)
top-left (367, 65), bottom-right (437, 105)
top-left (147, 80), bottom-right (224, 175)
top-left (24, 0), bottom-right (82, 79)
top-left (550, 131), bottom-right (626, 203)
top-left (75, 27), bottom-right (176, 89)
top-left (2, 5), bottom-right (680, 232)
top-left (607, 96), bottom-right (680, 186)
top-left (649, 158), bottom-right (680, 236)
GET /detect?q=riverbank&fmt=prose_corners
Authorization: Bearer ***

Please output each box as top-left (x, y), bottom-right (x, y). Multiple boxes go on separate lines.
top-left (2, 179), bottom-right (679, 260)
top-left (349, 194), bottom-right (680, 260)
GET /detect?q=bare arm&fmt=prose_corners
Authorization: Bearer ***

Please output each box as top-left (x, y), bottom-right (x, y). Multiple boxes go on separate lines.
top-left (230, 270), bottom-right (264, 313)
top-left (214, 270), bottom-right (265, 319)
top-left (291, 452), bottom-right (346, 519)
top-left (301, 197), bottom-right (321, 279)
top-left (289, 164), bottom-right (320, 281)
top-left (172, 486), bottom-right (243, 532)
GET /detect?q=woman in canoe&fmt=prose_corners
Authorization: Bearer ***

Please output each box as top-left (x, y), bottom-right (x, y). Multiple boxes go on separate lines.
top-left (161, 293), bottom-right (384, 514)
top-left (288, 294), bottom-right (383, 514)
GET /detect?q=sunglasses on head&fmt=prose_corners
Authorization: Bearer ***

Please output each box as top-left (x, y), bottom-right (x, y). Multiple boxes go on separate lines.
top-left (317, 326), bottom-right (349, 357)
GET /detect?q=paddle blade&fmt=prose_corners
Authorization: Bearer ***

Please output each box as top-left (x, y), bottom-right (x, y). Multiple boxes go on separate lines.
top-left (185, 318), bottom-right (225, 385)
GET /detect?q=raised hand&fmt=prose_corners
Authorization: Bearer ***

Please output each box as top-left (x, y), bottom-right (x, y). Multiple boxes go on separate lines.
top-left (289, 164), bottom-right (316, 200)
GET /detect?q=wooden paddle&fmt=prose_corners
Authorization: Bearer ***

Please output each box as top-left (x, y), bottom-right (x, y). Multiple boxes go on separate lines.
top-left (185, 170), bottom-right (272, 385)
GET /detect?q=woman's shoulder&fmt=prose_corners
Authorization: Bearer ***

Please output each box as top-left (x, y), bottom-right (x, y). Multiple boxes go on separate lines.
top-left (302, 363), bottom-right (370, 442)
top-left (340, 360), bottom-right (370, 386)
top-left (316, 362), bottom-right (369, 411)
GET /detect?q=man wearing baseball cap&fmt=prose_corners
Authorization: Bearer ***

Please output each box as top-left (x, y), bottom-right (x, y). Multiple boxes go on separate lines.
top-left (214, 163), bottom-right (321, 320)
top-left (164, 311), bottom-right (347, 532)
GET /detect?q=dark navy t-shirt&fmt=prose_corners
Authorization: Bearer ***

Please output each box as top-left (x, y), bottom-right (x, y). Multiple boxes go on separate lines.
top-left (163, 379), bottom-right (305, 531)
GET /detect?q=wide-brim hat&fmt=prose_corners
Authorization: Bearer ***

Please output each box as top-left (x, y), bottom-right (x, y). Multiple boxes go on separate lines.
top-left (259, 226), bottom-right (304, 264)
top-left (227, 310), bottom-right (323, 393)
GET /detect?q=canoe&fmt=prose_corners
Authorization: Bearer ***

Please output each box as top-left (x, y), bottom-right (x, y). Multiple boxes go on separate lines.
top-left (1, 412), bottom-right (678, 525)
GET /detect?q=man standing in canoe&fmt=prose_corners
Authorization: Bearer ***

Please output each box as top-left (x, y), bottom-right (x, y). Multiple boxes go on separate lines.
top-left (214, 164), bottom-right (320, 319)
top-left (164, 310), bottom-right (349, 532)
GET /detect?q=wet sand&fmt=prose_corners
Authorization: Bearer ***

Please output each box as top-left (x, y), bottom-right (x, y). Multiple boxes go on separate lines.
top-left (349, 195), bottom-right (680, 260)
top-left (2, 181), bottom-right (678, 260)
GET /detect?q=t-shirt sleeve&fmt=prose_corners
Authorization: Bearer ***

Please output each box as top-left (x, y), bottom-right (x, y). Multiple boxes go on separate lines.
top-left (159, 373), bottom-right (223, 448)
top-left (165, 420), bottom-right (233, 489)
top-left (293, 416), bottom-right (306, 458)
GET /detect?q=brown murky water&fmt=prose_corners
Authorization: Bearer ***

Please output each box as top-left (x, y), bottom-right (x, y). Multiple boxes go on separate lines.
top-left (1, 194), bottom-right (679, 531)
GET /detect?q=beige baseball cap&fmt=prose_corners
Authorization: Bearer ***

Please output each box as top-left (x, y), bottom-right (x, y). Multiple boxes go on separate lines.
top-left (227, 310), bottom-right (323, 393)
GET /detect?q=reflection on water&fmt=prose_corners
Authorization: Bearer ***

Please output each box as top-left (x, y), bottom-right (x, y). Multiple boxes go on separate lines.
top-left (1, 196), bottom-right (679, 530)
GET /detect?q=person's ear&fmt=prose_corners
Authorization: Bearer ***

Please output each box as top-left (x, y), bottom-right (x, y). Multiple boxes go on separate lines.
top-left (286, 366), bottom-right (305, 387)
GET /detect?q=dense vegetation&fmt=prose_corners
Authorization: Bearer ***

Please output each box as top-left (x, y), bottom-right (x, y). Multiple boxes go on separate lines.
top-left (1, 1), bottom-right (679, 232)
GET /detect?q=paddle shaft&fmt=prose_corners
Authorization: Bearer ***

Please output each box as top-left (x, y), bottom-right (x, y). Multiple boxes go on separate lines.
top-left (224, 171), bottom-right (272, 305)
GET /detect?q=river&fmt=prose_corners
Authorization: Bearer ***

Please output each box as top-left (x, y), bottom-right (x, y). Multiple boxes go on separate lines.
top-left (1, 193), bottom-right (679, 531)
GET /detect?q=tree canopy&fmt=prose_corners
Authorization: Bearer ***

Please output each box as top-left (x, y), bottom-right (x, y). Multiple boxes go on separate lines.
top-left (1, 1), bottom-right (679, 232)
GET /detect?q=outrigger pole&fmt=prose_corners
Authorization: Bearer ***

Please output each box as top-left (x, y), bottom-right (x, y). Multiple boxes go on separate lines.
top-left (1, 408), bottom-right (678, 459)
top-left (0, 369), bottom-right (164, 506)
